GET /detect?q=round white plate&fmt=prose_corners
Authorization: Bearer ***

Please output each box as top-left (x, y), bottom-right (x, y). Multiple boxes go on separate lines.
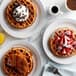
top-left (0, 0), bottom-right (45, 38)
top-left (0, 40), bottom-right (42, 76)
top-left (43, 18), bottom-right (76, 64)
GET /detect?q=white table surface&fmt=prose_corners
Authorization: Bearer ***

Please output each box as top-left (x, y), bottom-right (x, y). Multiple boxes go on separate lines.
top-left (1, 0), bottom-right (76, 76)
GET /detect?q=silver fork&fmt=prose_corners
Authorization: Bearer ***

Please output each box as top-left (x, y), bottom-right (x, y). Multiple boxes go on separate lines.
top-left (46, 66), bottom-right (62, 76)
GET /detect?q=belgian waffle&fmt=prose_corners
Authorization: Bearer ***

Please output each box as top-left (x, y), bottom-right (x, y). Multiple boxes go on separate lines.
top-left (2, 47), bottom-right (33, 76)
top-left (5, 0), bottom-right (37, 29)
top-left (48, 28), bottom-right (76, 57)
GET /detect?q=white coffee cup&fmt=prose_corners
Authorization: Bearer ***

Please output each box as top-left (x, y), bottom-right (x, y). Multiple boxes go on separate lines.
top-left (48, 4), bottom-right (63, 16)
top-left (65, 0), bottom-right (72, 12)
top-left (65, 0), bottom-right (75, 12)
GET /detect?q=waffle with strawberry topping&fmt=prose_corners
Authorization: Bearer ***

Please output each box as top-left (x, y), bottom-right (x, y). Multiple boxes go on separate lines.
top-left (49, 28), bottom-right (76, 57)
top-left (2, 47), bottom-right (33, 76)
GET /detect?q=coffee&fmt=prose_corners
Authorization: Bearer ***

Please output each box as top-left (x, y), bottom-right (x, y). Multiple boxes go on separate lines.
top-left (48, 4), bottom-right (63, 16)
top-left (51, 6), bottom-right (59, 13)
top-left (67, 0), bottom-right (76, 10)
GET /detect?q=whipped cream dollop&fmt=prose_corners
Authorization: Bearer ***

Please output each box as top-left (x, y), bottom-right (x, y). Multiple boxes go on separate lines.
top-left (13, 5), bottom-right (29, 22)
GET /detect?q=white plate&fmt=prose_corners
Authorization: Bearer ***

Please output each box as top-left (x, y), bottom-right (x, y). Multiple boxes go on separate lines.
top-left (0, 40), bottom-right (42, 76)
top-left (0, 0), bottom-right (45, 38)
top-left (43, 18), bottom-right (76, 64)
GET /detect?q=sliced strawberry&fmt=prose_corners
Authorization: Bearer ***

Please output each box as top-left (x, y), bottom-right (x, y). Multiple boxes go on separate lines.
top-left (57, 45), bottom-right (63, 51)
top-left (64, 30), bottom-right (72, 37)
top-left (72, 41), bottom-right (76, 45)
top-left (55, 32), bottom-right (60, 37)
top-left (72, 41), bottom-right (76, 49)
top-left (66, 48), bottom-right (72, 55)
top-left (73, 45), bottom-right (76, 49)
top-left (60, 37), bottom-right (64, 45)
top-left (53, 33), bottom-right (60, 44)
top-left (62, 48), bottom-right (67, 55)
top-left (64, 35), bottom-right (70, 41)
top-left (53, 37), bottom-right (58, 44)
top-left (67, 38), bottom-right (73, 45)
top-left (66, 48), bottom-right (72, 53)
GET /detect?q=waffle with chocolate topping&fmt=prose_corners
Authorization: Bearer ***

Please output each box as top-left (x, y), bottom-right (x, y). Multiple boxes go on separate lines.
top-left (2, 47), bottom-right (33, 76)
top-left (48, 28), bottom-right (76, 57)
top-left (5, 0), bottom-right (37, 29)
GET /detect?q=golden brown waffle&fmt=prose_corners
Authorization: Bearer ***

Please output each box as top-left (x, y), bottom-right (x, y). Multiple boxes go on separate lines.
top-left (48, 28), bottom-right (76, 57)
top-left (2, 47), bottom-right (33, 76)
top-left (5, 0), bottom-right (37, 29)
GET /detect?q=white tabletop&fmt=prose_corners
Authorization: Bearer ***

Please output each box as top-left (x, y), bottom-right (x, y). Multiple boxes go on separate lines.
top-left (1, 0), bottom-right (76, 76)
